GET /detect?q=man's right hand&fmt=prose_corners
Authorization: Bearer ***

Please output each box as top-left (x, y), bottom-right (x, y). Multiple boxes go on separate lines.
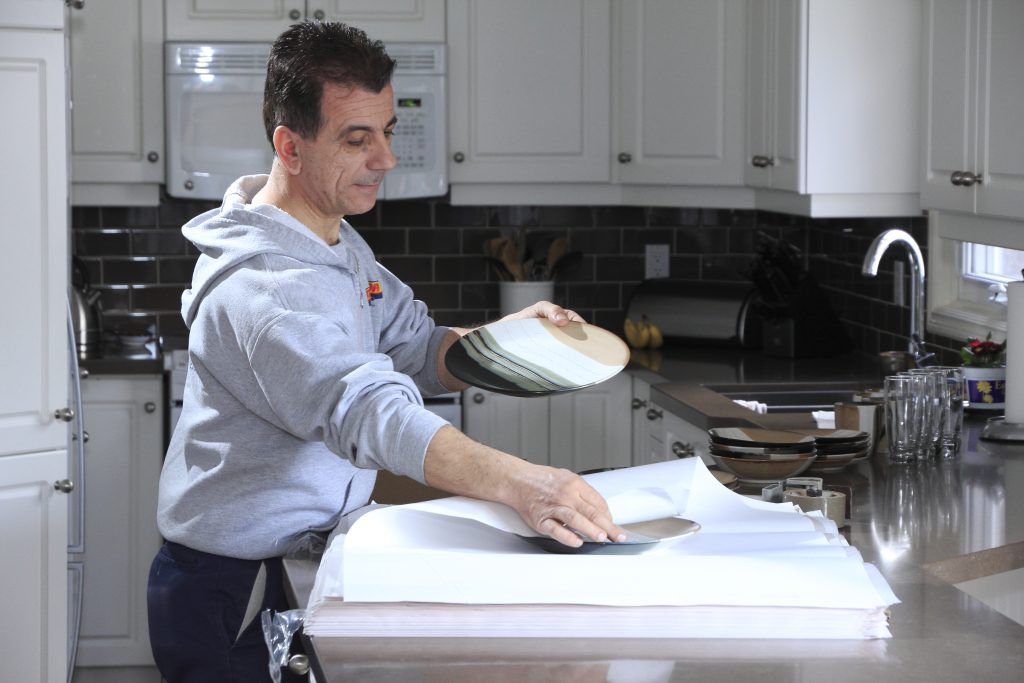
top-left (423, 425), bottom-right (626, 547)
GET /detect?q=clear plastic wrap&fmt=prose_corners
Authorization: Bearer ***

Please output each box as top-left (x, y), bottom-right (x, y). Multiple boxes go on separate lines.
top-left (261, 608), bottom-right (306, 683)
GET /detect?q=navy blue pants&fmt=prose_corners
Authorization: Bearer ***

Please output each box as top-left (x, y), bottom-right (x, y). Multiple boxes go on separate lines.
top-left (147, 542), bottom-right (304, 683)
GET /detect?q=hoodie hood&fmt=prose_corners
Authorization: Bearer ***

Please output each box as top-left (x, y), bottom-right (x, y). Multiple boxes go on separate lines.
top-left (180, 175), bottom-right (351, 326)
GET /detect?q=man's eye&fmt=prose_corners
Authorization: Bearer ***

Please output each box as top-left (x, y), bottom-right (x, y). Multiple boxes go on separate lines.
top-left (347, 137), bottom-right (366, 147)
top-left (385, 129), bottom-right (396, 138)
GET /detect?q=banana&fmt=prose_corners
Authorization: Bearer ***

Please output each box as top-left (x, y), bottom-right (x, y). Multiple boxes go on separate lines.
top-left (644, 316), bottom-right (664, 349)
top-left (623, 317), bottom-right (650, 349)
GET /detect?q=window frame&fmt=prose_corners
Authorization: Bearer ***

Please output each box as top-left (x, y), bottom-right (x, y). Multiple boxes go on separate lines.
top-left (927, 211), bottom-right (1024, 342)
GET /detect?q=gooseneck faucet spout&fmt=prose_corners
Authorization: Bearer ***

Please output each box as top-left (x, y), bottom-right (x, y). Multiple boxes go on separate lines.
top-left (861, 228), bottom-right (926, 357)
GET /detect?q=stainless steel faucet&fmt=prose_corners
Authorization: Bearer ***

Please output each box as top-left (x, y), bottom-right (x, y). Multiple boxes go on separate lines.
top-left (861, 228), bottom-right (930, 360)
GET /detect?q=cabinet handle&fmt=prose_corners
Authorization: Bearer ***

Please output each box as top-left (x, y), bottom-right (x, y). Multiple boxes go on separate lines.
top-left (71, 430), bottom-right (89, 444)
top-left (959, 171), bottom-right (983, 187)
top-left (288, 654), bottom-right (310, 675)
top-left (312, 9), bottom-right (325, 20)
top-left (54, 479), bottom-right (75, 494)
top-left (147, 151), bottom-right (159, 163)
top-left (950, 171), bottom-right (963, 186)
top-left (54, 407), bottom-right (75, 422)
top-left (631, 398), bottom-right (647, 410)
top-left (64, 0), bottom-right (85, 9)
top-left (473, 392), bottom-right (485, 404)
top-left (671, 441), bottom-right (695, 458)
top-left (289, 8), bottom-right (302, 20)
top-left (617, 152), bottom-right (632, 164)
top-left (144, 402), bottom-right (157, 413)
top-left (452, 152), bottom-right (465, 163)
top-left (751, 155), bottom-right (776, 168)
top-left (646, 408), bottom-right (663, 421)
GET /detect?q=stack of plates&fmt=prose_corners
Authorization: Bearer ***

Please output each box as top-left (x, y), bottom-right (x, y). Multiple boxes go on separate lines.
top-left (706, 427), bottom-right (817, 484)
top-left (790, 428), bottom-right (870, 473)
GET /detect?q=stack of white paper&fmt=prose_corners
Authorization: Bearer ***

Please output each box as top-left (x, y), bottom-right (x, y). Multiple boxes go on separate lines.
top-left (305, 458), bottom-right (898, 639)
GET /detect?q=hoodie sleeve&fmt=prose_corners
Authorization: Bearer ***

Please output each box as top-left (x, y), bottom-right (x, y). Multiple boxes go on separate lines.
top-left (246, 310), bottom-right (448, 483)
top-left (374, 263), bottom-right (452, 398)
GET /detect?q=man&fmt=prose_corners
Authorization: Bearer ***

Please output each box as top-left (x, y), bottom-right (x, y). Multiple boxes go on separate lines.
top-left (147, 21), bottom-right (624, 682)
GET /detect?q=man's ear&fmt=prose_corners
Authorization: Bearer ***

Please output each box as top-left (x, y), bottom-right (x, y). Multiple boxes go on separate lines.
top-left (272, 125), bottom-right (303, 175)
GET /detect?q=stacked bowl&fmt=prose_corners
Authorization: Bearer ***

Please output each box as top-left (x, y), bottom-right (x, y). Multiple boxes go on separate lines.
top-left (792, 428), bottom-right (871, 473)
top-left (707, 427), bottom-right (817, 484)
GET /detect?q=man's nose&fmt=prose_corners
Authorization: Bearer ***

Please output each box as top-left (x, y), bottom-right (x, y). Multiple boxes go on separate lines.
top-left (371, 137), bottom-right (397, 171)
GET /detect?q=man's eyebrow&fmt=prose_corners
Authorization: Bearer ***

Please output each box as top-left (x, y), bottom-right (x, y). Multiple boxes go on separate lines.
top-left (337, 117), bottom-right (398, 138)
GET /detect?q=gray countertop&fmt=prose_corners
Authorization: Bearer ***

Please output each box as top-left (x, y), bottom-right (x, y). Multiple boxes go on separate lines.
top-left (287, 417), bottom-right (1024, 683)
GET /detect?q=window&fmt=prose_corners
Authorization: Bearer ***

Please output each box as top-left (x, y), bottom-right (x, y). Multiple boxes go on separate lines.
top-left (926, 212), bottom-right (1024, 342)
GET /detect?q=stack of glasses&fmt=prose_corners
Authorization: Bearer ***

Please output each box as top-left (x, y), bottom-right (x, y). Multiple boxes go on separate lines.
top-left (883, 367), bottom-right (966, 463)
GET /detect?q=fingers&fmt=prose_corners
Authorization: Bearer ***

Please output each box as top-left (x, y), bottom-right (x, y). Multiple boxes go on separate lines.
top-left (514, 467), bottom-right (626, 548)
top-left (529, 301), bottom-right (586, 325)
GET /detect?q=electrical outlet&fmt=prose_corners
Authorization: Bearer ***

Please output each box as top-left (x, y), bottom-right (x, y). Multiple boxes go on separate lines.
top-left (645, 243), bottom-right (670, 279)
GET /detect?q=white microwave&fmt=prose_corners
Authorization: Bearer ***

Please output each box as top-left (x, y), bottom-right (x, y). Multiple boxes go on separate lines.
top-left (165, 42), bottom-right (447, 201)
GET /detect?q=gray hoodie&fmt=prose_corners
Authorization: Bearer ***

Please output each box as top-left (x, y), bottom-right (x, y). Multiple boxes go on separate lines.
top-left (157, 176), bottom-right (451, 559)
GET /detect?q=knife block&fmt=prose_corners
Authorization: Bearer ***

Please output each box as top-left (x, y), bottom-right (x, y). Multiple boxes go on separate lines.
top-left (758, 276), bottom-right (853, 358)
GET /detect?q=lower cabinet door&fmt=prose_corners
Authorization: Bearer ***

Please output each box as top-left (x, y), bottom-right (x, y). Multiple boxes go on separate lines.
top-left (77, 375), bottom-right (163, 668)
top-left (0, 450), bottom-right (68, 683)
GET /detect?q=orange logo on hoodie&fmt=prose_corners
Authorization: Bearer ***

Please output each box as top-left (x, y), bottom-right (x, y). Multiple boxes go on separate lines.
top-left (365, 280), bottom-right (383, 305)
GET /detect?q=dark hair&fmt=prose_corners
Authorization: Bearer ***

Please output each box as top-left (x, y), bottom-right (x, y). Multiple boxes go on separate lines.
top-left (262, 21), bottom-right (396, 146)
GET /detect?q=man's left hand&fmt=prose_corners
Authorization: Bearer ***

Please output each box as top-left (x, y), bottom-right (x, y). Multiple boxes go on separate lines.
top-left (502, 300), bottom-right (584, 326)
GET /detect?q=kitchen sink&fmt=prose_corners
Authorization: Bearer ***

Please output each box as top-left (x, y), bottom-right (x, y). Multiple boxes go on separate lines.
top-left (706, 381), bottom-right (866, 413)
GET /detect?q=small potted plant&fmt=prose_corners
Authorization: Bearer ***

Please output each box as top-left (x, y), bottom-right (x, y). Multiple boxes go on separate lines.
top-left (960, 332), bottom-right (1007, 410)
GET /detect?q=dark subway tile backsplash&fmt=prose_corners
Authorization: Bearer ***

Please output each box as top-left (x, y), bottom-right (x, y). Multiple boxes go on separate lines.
top-left (72, 195), bottom-right (962, 362)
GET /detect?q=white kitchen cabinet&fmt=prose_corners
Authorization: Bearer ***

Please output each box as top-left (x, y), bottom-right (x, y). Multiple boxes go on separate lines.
top-left (74, 375), bottom-right (163, 672)
top-left (68, 0), bottom-right (164, 206)
top-left (0, 13), bottom-right (69, 683)
top-left (636, 395), bottom-right (711, 467)
top-left (463, 376), bottom-right (632, 473)
top-left (0, 0), bottom-right (63, 29)
top-left (448, 0), bottom-right (744, 192)
top-left (549, 373), bottom-right (632, 473)
top-left (921, 0), bottom-right (1024, 221)
top-left (447, 0), bottom-right (611, 184)
top-left (0, 450), bottom-right (69, 683)
top-left (615, 0), bottom-right (746, 187)
top-left (0, 28), bottom-right (69, 457)
top-left (462, 388), bottom-right (550, 466)
top-left (744, 0), bottom-right (922, 217)
top-left (165, 0), bottom-right (445, 42)
top-left (630, 375), bottom-right (653, 467)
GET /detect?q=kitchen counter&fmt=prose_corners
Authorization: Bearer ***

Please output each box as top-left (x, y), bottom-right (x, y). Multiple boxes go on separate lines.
top-left (284, 416), bottom-right (1024, 683)
top-left (78, 339), bottom-right (164, 374)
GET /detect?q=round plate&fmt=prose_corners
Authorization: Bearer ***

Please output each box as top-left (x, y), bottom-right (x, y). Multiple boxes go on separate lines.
top-left (790, 428), bottom-right (869, 444)
top-left (446, 318), bottom-right (628, 397)
top-left (708, 427), bottom-right (815, 449)
top-left (517, 517), bottom-right (700, 555)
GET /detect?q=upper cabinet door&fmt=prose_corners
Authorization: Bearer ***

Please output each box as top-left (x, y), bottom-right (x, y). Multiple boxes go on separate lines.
top-left (921, 0), bottom-right (977, 214)
top-left (974, 0), bottom-right (1024, 220)
top-left (744, 0), bottom-right (803, 192)
top-left (0, 0), bottom-right (64, 29)
top-left (69, 0), bottom-right (164, 187)
top-left (447, 0), bottom-right (611, 183)
top-left (309, 0), bottom-right (445, 42)
top-left (165, 0), bottom-right (300, 40)
top-left (922, 0), bottom-right (1024, 221)
top-left (615, 0), bottom-right (745, 187)
top-left (0, 28), bottom-right (69, 457)
top-left (166, 0), bottom-right (444, 42)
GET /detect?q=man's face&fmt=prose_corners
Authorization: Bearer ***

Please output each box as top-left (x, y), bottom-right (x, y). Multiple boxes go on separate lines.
top-left (296, 82), bottom-right (397, 217)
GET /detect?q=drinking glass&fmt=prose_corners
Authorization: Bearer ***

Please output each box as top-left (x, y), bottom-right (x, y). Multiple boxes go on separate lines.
top-left (908, 368), bottom-right (945, 458)
top-left (931, 366), bottom-right (965, 458)
top-left (884, 375), bottom-right (926, 463)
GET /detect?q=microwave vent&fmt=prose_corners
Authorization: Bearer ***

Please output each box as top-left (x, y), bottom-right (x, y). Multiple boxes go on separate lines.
top-left (169, 44), bottom-right (270, 75)
top-left (389, 44), bottom-right (445, 75)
